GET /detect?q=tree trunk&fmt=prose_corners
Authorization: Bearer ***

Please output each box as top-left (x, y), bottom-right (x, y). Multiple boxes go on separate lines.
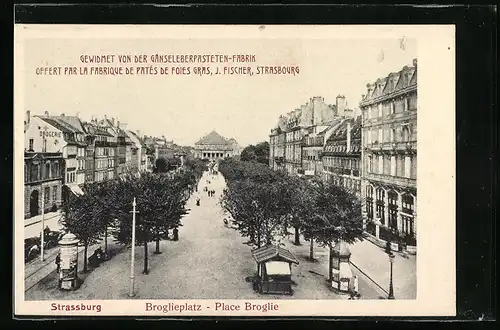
top-left (143, 241), bottom-right (149, 274)
top-left (154, 237), bottom-right (161, 254)
top-left (294, 226), bottom-right (301, 245)
top-left (309, 238), bottom-right (314, 260)
top-left (328, 242), bottom-right (333, 282)
top-left (83, 244), bottom-right (88, 272)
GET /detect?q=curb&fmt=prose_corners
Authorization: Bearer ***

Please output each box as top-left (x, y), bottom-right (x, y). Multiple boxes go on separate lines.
top-left (349, 261), bottom-right (389, 296)
top-left (25, 213), bottom-right (62, 228)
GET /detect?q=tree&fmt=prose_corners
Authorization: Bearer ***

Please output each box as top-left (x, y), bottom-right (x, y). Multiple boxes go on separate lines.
top-left (240, 142), bottom-right (270, 165)
top-left (308, 179), bottom-right (364, 281)
top-left (111, 172), bottom-right (189, 274)
top-left (61, 184), bottom-right (104, 272)
top-left (153, 157), bottom-right (169, 173)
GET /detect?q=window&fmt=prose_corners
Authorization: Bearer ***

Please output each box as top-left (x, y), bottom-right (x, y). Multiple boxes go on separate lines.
top-left (390, 128), bottom-right (395, 142)
top-left (29, 139), bottom-right (34, 151)
top-left (367, 155), bottom-right (372, 173)
top-left (367, 106), bottom-right (372, 119)
top-left (390, 156), bottom-right (396, 176)
top-left (390, 102), bottom-right (395, 114)
top-left (402, 126), bottom-right (410, 142)
top-left (388, 191), bottom-right (398, 229)
top-left (366, 129), bottom-right (371, 144)
top-left (52, 186), bottom-right (58, 202)
top-left (403, 97), bottom-right (409, 111)
top-left (45, 162), bottom-right (51, 179)
top-left (31, 164), bottom-right (39, 181)
top-left (376, 188), bottom-right (386, 224)
top-left (44, 187), bottom-right (50, 206)
top-left (378, 103), bottom-right (382, 117)
top-left (378, 155), bottom-right (383, 174)
top-left (366, 186), bottom-right (373, 218)
top-left (378, 128), bottom-right (383, 143)
top-left (404, 156), bottom-right (411, 178)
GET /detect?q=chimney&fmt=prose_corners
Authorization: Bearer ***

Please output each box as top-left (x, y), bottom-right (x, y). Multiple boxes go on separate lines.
top-left (26, 110), bottom-right (30, 125)
top-left (136, 130), bottom-right (141, 138)
top-left (336, 95), bottom-right (346, 117)
top-left (413, 58), bottom-right (417, 68)
top-left (76, 112), bottom-right (80, 118)
top-left (44, 111), bottom-right (49, 117)
top-left (117, 120), bottom-right (120, 128)
top-left (61, 113), bottom-right (65, 117)
top-left (346, 120), bottom-right (352, 152)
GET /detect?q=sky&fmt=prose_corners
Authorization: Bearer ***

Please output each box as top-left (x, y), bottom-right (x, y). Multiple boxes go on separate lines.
top-left (24, 37), bottom-right (416, 147)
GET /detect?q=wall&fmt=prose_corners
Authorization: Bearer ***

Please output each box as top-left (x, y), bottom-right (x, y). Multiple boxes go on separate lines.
top-left (24, 116), bottom-right (67, 153)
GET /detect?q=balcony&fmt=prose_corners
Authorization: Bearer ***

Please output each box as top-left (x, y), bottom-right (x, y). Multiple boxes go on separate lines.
top-left (368, 140), bottom-right (416, 152)
top-left (366, 172), bottom-right (416, 188)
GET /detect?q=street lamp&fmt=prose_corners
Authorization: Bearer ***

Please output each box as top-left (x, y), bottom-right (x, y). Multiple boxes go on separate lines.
top-left (388, 252), bottom-right (395, 299)
top-left (129, 197), bottom-right (139, 297)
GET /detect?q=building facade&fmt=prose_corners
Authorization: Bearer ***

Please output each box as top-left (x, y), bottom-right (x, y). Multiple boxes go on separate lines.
top-left (359, 59), bottom-right (418, 248)
top-left (270, 96), bottom-right (349, 176)
top-left (193, 131), bottom-right (238, 160)
top-left (321, 116), bottom-right (362, 198)
top-left (24, 151), bottom-right (64, 219)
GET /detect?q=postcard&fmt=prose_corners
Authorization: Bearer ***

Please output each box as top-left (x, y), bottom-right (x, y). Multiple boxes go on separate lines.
top-left (14, 24), bottom-right (456, 317)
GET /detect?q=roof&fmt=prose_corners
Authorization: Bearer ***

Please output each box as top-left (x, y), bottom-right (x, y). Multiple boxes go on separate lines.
top-left (251, 244), bottom-right (299, 265)
top-left (39, 117), bottom-right (75, 133)
top-left (195, 130), bottom-right (232, 146)
top-left (53, 116), bottom-right (85, 133)
top-left (362, 59), bottom-right (417, 103)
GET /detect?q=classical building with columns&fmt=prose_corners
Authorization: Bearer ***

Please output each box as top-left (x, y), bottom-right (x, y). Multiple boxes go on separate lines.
top-left (359, 59), bottom-right (417, 251)
top-left (193, 130), bottom-right (240, 160)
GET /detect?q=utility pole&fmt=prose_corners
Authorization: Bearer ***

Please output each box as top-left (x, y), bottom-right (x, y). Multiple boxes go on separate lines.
top-left (40, 189), bottom-right (45, 261)
top-left (129, 197), bottom-right (139, 297)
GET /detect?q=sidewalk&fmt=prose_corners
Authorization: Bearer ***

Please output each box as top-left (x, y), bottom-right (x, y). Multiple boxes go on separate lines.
top-left (349, 238), bottom-right (416, 299)
top-left (25, 211), bottom-right (62, 227)
top-left (24, 212), bottom-right (64, 239)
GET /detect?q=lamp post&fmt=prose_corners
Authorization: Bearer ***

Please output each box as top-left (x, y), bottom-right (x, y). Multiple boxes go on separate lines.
top-left (129, 197), bottom-right (139, 297)
top-left (40, 126), bottom-right (49, 261)
top-left (388, 253), bottom-right (395, 299)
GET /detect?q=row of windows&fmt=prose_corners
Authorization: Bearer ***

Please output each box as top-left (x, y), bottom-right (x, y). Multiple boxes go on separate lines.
top-left (96, 147), bottom-right (115, 157)
top-left (365, 125), bottom-right (414, 145)
top-left (365, 187), bottom-right (415, 235)
top-left (365, 95), bottom-right (417, 119)
top-left (95, 170), bottom-right (114, 182)
top-left (25, 161), bottom-right (62, 183)
top-left (323, 156), bottom-right (360, 171)
top-left (95, 158), bottom-right (116, 169)
top-left (366, 154), bottom-right (416, 179)
top-left (328, 175), bottom-right (361, 194)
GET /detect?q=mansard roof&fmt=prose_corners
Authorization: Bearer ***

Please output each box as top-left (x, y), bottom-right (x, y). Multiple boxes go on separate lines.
top-left (361, 59), bottom-right (417, 105)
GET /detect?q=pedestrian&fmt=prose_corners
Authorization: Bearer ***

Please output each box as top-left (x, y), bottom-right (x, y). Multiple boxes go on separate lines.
top-left (55, 252), bottom-right (61, 272)
top-left (196, 197), bottom-right (200, 206)
top-left (173, 228), bottom-right (179, 241)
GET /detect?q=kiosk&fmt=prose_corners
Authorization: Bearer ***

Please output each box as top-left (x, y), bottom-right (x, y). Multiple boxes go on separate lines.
top-left (251, 244), bottom-right (299, 295)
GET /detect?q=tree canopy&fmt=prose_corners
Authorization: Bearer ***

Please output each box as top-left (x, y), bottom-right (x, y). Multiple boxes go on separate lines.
top-left (240, 141), bottom-right (270, 165)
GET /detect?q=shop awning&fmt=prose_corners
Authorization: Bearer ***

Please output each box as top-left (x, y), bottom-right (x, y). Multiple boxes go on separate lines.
top-left (266, 261), bottom-right (291, 276)
top-left (66, 184), bottom-right (84, 196)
